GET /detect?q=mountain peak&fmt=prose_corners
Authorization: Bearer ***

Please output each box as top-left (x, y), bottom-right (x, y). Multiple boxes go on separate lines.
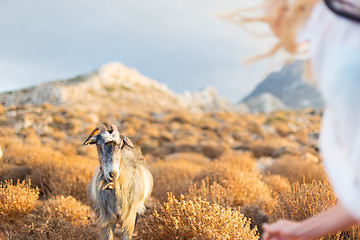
top-left (0, 62), bottom-right (235, 114)
top-left (242, 60), bottom-right (324, 112)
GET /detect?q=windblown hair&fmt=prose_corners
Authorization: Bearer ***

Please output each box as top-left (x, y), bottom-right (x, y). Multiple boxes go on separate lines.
top-left (226, 0), bottom-right (320, 61)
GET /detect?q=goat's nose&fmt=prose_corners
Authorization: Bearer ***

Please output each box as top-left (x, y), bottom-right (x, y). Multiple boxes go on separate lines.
top-left (108, 171), bottom-right (116, 181)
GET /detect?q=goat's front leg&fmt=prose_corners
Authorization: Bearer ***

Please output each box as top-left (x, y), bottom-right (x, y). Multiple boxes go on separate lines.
top-left (122, 215), bottom-right (138, 240)
top-left (122, 232), bottom-right (129, 240)
top-left (100, 222), bottom-right (116, 240)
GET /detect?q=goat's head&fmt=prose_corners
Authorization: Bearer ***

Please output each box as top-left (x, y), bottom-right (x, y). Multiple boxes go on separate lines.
top-left (82, 124), bottom-right (133, 185)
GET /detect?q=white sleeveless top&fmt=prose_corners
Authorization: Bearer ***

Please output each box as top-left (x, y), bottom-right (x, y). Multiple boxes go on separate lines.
top-left (297, 1), bottom-right (360, 220)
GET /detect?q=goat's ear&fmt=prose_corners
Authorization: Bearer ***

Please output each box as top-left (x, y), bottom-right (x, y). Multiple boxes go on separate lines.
top-left (83, 136), bottom-right (97, 145)
top-left (82, 129), bottom-right (99, 146)
top-left (120, 135), bottom-right (134, 149)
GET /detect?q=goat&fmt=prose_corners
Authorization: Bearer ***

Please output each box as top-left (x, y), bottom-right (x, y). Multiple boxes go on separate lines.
top-left (83, 124), bottom-right (153, 240)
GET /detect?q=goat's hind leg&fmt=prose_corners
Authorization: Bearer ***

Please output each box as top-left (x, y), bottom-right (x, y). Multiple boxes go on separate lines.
top-left (100, 222), bottom-right (116, 240)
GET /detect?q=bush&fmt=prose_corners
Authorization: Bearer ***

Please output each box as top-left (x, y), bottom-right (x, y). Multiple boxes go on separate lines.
top-left (40, 195), bottom-right (92, 226)
top-left (262, 174), bottom-right (291, 198)
top-left (187, 178), bottom-right (234, 207)
top-left (262, 155), bottom-right (327, 184)
top-left (2, 195), bottom-right (98, 240)
top-left (138, 193), bottom-right (259, 240)
top-left (195, 153), bottom-right (276, 215)
top-left (240, 205), bottom-right (268, 237)
top-left (1, 138), bottom-right (96, 201)
top-left (0, 180), bottom-right (39, 222)
top-left (150, 155), bottom-right (209, 203)
top-left (250, 138), bottom-right (301, 158)
top-left (272, 180), bottom-right (336, 221)
top-left (271, 180), bottom-right (360, 240)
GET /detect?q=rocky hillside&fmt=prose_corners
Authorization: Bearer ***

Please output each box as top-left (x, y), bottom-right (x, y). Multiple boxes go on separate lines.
top-left (242, 61), bottom-right (324, 113)
top-left (0, 61), bottom-right (326, 115)
top-left (1, 62), bottom-right (338, 240)
top-left (0, 62), bottom-right (233, 115)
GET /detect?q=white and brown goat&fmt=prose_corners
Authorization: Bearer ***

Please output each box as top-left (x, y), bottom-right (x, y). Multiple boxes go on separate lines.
top-left (83, 124), bottom-right (153, 240)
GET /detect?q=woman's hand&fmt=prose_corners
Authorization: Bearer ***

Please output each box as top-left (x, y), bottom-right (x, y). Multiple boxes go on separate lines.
top-left (262, 220), bottom-right (304, 240)
top-left (262, 204), bottom-right (359, 240)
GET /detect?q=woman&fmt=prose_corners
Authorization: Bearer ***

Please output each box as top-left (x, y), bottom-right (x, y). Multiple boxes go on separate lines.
top-left (233, 1), bottom-right (360, 239)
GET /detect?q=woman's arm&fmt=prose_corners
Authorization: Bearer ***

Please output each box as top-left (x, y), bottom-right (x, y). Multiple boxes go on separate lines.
top-left (262, 203), bottom-right (359, 240)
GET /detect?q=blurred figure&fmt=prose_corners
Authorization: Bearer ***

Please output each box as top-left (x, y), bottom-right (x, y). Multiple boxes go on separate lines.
top-left (231, 0), bottom-right (360, 239)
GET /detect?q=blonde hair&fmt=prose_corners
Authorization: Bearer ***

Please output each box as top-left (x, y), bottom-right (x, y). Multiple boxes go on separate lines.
top-left (226, 0), bottom-right (320, 61)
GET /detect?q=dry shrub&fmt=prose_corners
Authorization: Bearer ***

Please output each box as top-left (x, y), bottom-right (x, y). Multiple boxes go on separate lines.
top-left (273, 121), bottom-right (292, 137)
top-left (272, 180), bottom-right (335, 221)
top-left (23, 131), bottom-right (42, 147)
top-left (0, 180), bottom-right (39, 222)
top-left (187, 179), bottom-right (269, 237)
top-left (1, 166), bottom-right (32, 183)
top-left (196, 152), bottom-right (276, 214)
top-left (262, 174), bottom-right (291, 198)
top-left (240, 205), bottom-right (269, 237)
top-left (262, 155), bottom-right (327, 184)
top-left (14, 219), bottom-right (98, 240)
top-left (41, 195), bottom-right (92, 225)
top-left (293, 128), bottom-right (308, 144)
top-left (250, 138), bottom-right (301, 158)
top-left (264, 114), bottom-right (292, 137)
top-left (138, 193), bottom-right (259, 240)
top-left (53, 141), bottom-right (78, 156)
top-left (247, 120), bottom-right (264, 138)
top-left (150, 154), bottom-right (209, 202)
top-left (224, 171), bottom-right (275, 215)
top-left (271, 180), bottom-right (360, 239)
top-left (187, 178), bottom-right (234, 207)
top-left (2, 196), bottom-right (98, 240)
top-left (1, 138), bottom-right (96, 201)
top-left (211, 151), bottom-right (257, 173)
top-left (25, 151), bottom-right (96, 200)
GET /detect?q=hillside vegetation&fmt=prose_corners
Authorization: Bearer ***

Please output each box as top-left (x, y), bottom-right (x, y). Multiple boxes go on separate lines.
top-left (0, 102), bottom-right (358, 240)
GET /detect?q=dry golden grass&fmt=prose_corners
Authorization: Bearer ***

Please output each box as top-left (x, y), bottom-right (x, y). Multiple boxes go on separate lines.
top-left (0, 180), bottom-right (39, 222)
top-left (2, 196), bottom-right (98, 240)
top-left (225, 171), bottom-right (276, 215)
top-left (240, 205), bottom-right (269, 237)
top-left (250, 138), bottom-right (301, 158)
top-left (262, 155), bottom-right (327, 184)
top-left (187, 179), bottom-right (269, 238)
top-left (150, 154), bottom-right (210, 203)
top-left (0, 136), bottom-right (97, 201)
top-left (41, 195), bottom-right (92, 226)
top-left (262, 174), bottom-right (291, 198)
top-left (246, 120), bottom-right (264, 139)
top-left (2, 107), bottom-right (355, 239)
top-left (271, 180), bottom-right (360, 240)
top-left (272, 180), bottom-right (336, 221)
top-left (138, 193), bottom-right (259, 240)
top-left (194, 152), bottom-right (276, 215)
top-left (187, 178), bottom-right (234, 207)
top-left (0, 183), bottom-right (97, 239)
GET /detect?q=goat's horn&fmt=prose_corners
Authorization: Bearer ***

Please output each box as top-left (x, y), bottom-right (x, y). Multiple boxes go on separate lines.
top-left (82, 124), bottom-right (107, 146)
top-left (109, 124), bottom-right (118, 132)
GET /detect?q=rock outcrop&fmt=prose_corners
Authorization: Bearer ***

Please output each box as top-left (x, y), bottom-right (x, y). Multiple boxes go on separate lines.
top-left (242, 61), bottom-right (324, 112)
top-left (178, 87), bottom-right (234, 113)
top-left (245, 93), bottom-right (287, 113)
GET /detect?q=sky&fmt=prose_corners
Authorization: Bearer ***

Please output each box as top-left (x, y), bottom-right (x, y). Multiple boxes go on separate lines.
top-left (0, 0), bottom-right (281, 103)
